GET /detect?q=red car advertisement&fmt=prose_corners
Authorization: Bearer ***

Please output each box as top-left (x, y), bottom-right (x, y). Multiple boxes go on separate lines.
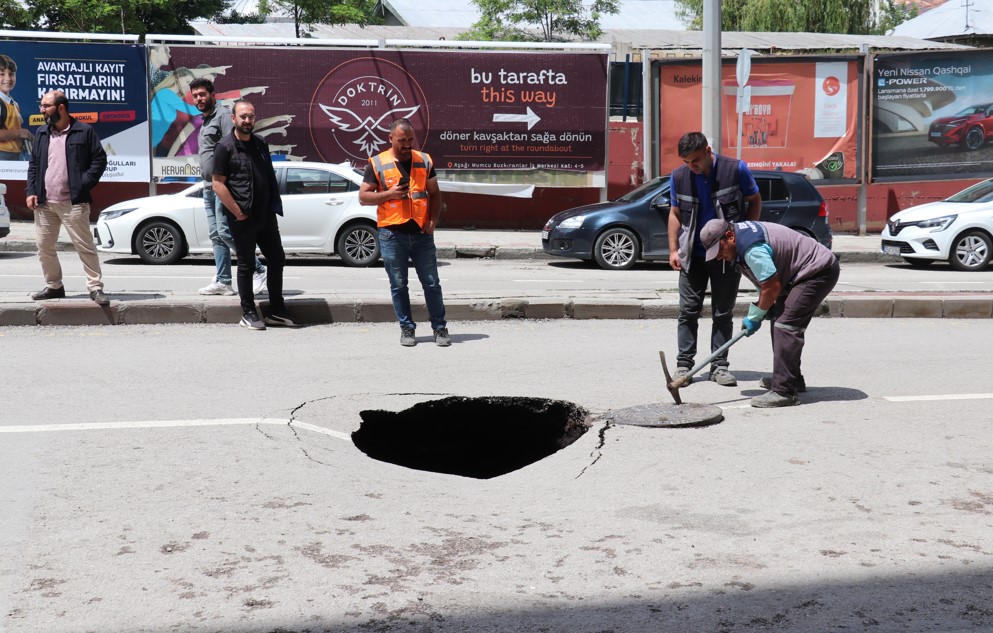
top-left (873, 49), bottom-right (993, 180)
top-left (151, 45), bottom-right (607, 181)
top-left (658, 57), bottom-right (861, 180)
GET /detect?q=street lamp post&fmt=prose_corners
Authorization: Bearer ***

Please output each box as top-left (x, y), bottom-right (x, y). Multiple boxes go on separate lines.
top-left (702, 0), bottom-right (722, 151)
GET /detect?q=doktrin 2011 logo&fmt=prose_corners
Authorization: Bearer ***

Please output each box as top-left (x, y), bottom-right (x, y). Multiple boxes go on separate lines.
top-left (310, 57), bottom-right (430, 163)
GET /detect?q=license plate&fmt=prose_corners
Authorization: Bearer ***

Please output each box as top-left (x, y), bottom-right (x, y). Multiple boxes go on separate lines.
top-left (883, 245), bottom-right (901, 256)
top-left (929, 132), bottom-right (941, 138)
top-left (541, 230), bottom-right (549, 240)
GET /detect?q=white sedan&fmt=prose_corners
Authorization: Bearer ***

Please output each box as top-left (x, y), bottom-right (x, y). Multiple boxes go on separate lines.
top-left (0, 183), bottom-right (10, 239)
top-left (881, 178), bottom-right (993, 271)
top-left (95, 161), bottom-right (380, 266)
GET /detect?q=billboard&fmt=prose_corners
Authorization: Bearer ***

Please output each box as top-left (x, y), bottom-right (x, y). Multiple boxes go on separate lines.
top-left (0, 41), bottom-right (149, 182)
top-left (873, 49), bottom-right (993, 180)
top-left (658, 57), bottom-right (861, 180)
top-left (151, 45), bottom-right (607, 181)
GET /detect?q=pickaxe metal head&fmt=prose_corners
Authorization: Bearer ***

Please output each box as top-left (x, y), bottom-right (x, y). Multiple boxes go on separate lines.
top-left (658, 350), bottom-right (683, 405)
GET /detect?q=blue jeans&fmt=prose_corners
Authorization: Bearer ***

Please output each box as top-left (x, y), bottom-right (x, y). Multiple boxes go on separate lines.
top-left (0, 149), bottom-right (29, 161)
top-left (378, 227), bottom-right (446, 330)
top-left (204, 184), bottom-right (265, 285)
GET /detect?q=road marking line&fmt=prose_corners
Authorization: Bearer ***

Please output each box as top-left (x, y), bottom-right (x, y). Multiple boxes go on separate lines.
top-left (292, 421), bottom-right (352, 441)
top-left (0, 417), bottom-right (350, 441)
top-left (513, 279), bottom-right (585, 283)
top-left (885, 393), bottom-right (993, 402)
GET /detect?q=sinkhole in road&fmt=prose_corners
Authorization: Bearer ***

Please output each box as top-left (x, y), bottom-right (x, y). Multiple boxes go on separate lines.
top-left (351, 396), bottom-right (591, 479)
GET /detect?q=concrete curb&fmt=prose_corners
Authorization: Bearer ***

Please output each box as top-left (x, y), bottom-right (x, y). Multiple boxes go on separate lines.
top-left (2, 294), bottom-right (991, 327)
top-left (1, 238), bottom-right (903, 264)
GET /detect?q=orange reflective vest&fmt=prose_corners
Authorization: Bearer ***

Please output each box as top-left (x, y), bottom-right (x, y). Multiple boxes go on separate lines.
top-left (369, 149), bottom-right (433, 228)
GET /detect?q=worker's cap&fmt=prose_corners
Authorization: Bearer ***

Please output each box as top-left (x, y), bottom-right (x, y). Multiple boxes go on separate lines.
top-left (701, 219), bottom-right (731, 261)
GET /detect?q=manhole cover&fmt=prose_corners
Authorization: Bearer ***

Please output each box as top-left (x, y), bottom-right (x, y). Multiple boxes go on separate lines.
top-left (352, 396), bottom-right (590, 479)
top-left (606, 402), bottom-right (723, 428)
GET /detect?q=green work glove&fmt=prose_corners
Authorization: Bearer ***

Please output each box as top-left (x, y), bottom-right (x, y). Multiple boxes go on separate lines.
top-left (741, 303), bottom-right (768, 337)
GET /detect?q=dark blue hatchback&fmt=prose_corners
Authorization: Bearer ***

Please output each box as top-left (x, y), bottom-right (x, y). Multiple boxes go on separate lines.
top-left (542, 170), bottom-right (833, 270)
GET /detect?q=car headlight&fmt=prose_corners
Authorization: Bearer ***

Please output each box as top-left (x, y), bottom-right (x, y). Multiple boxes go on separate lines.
top-left (558, 215), bottom-right (585, 229)
top-left (915, 214), bottom-right (957, 232)
top-left (100, 207), bottom-right (137, 220)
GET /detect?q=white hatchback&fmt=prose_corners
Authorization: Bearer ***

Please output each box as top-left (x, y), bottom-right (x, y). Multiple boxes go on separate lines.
top-left (881, 178), bottom-right (993, 271)
top-left (0, 182), bottom-right (10, 239)
top-left (95, 161), bottom-right (380, 266)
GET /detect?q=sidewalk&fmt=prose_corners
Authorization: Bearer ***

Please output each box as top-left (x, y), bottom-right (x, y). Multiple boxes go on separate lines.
top-left (3, 220), bottom-right (992, 326)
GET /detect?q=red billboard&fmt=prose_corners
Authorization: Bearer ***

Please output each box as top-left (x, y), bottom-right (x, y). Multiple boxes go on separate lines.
top-left (658, 57), bottom-right (861, 180)
top-left (151, 45), bottom-right (607, 180)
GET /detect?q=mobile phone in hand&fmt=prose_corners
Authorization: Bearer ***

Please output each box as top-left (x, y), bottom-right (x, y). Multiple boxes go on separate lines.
top-left (398, 176), bottom-right (410, 190)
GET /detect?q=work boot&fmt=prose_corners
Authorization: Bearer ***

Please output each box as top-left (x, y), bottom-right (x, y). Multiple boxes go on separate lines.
top-left (90, 290), bottom-right (110, 306)
top-left (709, 367), bottom-right (737, 386)
top-left (751, 391), bottom-right (801, 408)
top-left (400, 326), bottom-right (416, 347)
top-left (674, 367), bottom-right (692, 387)
top-left (760, 375), bottom-right (806, 392)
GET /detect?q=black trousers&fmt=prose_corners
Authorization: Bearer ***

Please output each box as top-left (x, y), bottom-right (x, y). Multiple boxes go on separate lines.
top-left (228, 211), bottom-right (286, 316)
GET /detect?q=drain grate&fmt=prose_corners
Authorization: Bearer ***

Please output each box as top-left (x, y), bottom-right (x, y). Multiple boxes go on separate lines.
top-left (351, 396), bottom-right (590, 479)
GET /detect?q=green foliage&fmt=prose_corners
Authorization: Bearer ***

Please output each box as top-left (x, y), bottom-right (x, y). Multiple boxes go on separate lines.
top-left (876, 0), bottom-right (918, 35)
top-left (674, 0), bottom-right (899, 34)
top-left (259, 0), bottom-right (379, 38)
top-left (21, 0), bottom-right (226, 35)
top-left (0, 0), bottom-right (33, 30)
top-left (464, 0), bottom-right (620, 42)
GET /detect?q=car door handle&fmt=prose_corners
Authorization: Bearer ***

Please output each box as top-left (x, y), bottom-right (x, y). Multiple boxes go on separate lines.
top-left (324, 199), bottom-right (344, 206)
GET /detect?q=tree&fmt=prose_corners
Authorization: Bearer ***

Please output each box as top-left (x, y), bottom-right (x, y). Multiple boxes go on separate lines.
top-left (1, 0), bottom-right (33, 30)
top-left (258, 0), bottom-right (379, 38)
top-left (23, 0), bottom-right (226, 36)
top-left (674, 0), bottom-right (897, 34)
top-left (464, 0), bottom-right (621, 42)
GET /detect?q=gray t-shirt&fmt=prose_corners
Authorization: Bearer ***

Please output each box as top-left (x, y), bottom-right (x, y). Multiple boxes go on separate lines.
top-left (198, 103), bottom-right (233, 183)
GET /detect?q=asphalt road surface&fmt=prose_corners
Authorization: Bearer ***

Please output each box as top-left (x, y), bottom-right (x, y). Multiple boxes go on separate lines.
top-left (2, 319), bottom-right (991, 633)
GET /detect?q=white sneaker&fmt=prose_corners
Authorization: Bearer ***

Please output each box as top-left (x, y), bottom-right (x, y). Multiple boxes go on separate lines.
top-left (199, 281), bottom-right (235, 296)
top-left (253, 269), bottom-right (268, 295)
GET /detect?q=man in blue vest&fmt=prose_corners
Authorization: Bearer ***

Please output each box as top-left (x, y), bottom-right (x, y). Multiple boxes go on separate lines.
top-left (700, 218), bottom-right (840, 407)
top-left (667, 132), bottom-right (762, 387)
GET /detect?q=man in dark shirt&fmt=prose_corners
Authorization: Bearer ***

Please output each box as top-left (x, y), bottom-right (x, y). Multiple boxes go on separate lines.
top-left (212, 99), bottom-right (297, 330)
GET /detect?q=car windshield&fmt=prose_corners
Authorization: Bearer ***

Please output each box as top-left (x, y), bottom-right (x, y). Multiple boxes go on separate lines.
top-left (954, 104), bottom-right (992, 116)
top-left (615, 176), bottom-right (670, 202)
top-left (946, 179), bottom-right (993, 203)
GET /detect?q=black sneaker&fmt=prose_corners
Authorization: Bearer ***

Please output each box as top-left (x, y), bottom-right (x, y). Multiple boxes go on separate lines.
top-left (31, 286), bottom-right (66, 300)
top-left (264, 312), bottom-right (301, 327)
top-left (239, 314), bottom-right (266, 330)
top-left (400, 326), bottom-right (416, 347)
top-left (434, 327), bottom-right (451, 347)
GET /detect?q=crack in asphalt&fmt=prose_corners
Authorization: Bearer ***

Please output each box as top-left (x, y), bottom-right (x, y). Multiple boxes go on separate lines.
top-left (575, 418), bottom-right (612, 479)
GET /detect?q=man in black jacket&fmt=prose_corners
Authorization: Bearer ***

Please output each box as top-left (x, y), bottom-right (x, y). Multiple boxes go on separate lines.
top-left (26, 90), bottom-right (109, 305)
top-left (212, 99), bottom-right (296, 330)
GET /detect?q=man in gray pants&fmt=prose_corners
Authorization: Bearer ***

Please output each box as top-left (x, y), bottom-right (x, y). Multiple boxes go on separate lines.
top-left (190, 78), bottom-right (266, 296)
top-left (700, 218), bottom-right (840, 408)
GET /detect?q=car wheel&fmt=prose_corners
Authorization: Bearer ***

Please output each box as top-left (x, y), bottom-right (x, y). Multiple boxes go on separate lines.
top-left (134, 220), bottom-right (185, 265)
top-left (593, 227), bottom-right (639, 270)
top-left (337, 223), bottom-right (380, 267)
top-left (948, 230), bottom-right (992, 271)
top-left (903, 257), bottom-right (934, 268)
top-left (964, 127), bottom-right (985, 151)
